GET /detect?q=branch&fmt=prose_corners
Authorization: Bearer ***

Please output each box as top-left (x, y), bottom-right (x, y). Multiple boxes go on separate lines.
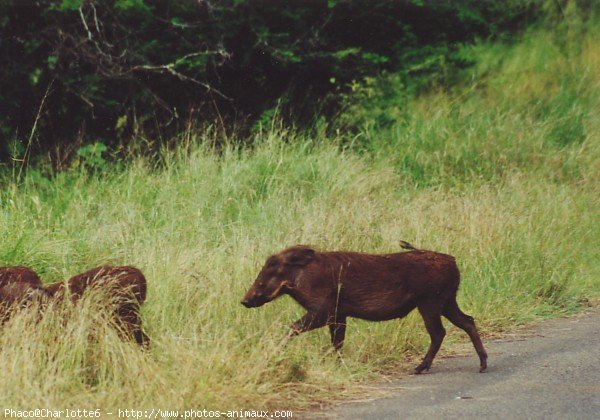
top-left (78, 7), bottom-right (93, 41)
top-left (128, 53), bottom-right (232, 101)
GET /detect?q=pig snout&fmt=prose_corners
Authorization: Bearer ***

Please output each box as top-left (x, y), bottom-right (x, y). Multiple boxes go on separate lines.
top-left (241, 295), bottom-right (261, 308)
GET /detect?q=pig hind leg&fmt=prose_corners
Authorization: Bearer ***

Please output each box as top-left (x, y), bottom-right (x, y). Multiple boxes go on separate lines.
top-left (442, 299), bottom-right (487, 372)
top-left (117, 306), bottom-right (150, 348)
top-left (415, 300), bottom-right (446, 374)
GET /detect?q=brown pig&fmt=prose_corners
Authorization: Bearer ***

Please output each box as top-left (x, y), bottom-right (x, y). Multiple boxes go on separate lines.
top-left (0, 267), bottom-right (45, 323)
top-left (0, 266), bottom-right (43, 288)
top-left (44, 266), bottom-right (149, 347)
top-left (241, 243), bottom-right (487, 374)
top-left (0, 266), bottom-right (149, 347)
top-left (0, 281), bottom-right (50, 323)
top-left (37, 266), bottom-right (149, 346)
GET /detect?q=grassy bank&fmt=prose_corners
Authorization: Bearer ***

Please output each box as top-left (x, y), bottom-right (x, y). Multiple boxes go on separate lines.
top-left (0, 23), bottom-right (598, 411)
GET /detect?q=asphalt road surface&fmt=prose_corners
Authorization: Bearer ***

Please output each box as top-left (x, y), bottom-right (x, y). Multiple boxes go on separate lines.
top-left (308, 309), bottom-right (600, 419)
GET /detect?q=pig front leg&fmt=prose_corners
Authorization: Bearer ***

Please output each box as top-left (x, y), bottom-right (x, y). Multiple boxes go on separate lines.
top-left (289, 311), bottom-right (329, 336)
top-left (328, 316), bottom-right (346, 350)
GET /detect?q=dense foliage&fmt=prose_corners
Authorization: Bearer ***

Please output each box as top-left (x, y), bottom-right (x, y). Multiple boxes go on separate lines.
top-left (1, 0), bottom-right (540, 160)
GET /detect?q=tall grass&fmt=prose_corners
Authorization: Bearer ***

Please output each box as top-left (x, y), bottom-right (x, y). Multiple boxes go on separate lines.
top-left (0, 22), bottom-right (598, 411)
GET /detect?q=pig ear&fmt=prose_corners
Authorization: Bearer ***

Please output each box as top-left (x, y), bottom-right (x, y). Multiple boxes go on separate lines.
top-left (286, 247), bottom-right (315, 266)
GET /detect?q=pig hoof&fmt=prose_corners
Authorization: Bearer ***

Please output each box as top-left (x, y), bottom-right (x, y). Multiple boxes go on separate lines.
top-left (414, 363), bottom-right (430, 374)
top-left (479, 366), bottom-right (487, 373)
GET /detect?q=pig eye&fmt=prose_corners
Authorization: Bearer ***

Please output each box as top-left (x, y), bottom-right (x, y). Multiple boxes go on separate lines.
top-left (266, 259), bottom-right (277, 268)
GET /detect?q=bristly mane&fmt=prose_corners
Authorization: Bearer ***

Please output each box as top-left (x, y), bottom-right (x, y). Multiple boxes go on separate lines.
top-left (284, 244), bottom-right (318, 253)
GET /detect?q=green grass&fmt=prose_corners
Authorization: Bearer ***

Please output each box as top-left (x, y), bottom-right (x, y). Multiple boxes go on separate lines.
top-left (0, 22), bottom-right (598, 411)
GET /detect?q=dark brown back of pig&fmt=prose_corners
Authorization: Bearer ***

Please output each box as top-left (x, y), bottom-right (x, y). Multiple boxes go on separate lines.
top-left (0, 267), bottom-right (42, 288)
top-left (242, 245), bottom-right (487, 374)
top-left (65, 266), bottom-right (146, 304)
top-left (44, 266), bottom-right (149, 346)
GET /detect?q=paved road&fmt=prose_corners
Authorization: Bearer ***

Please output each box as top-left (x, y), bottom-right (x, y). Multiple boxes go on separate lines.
top-left (308, 310), bottom-right (600, 419)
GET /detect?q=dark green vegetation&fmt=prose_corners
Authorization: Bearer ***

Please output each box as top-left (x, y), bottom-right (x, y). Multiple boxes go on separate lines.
top-left (2, 0), bottom-right (542, 160)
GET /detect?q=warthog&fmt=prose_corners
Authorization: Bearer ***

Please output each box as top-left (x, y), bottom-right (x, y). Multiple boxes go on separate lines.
top-left (0, 266), bottom-right (42, 288)
top-left (242, 242), bottom-right (487, 373)
top-left (44, 266), bottom-right (149, 346)
top-left (0, 266), bottom-right (149, 346)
